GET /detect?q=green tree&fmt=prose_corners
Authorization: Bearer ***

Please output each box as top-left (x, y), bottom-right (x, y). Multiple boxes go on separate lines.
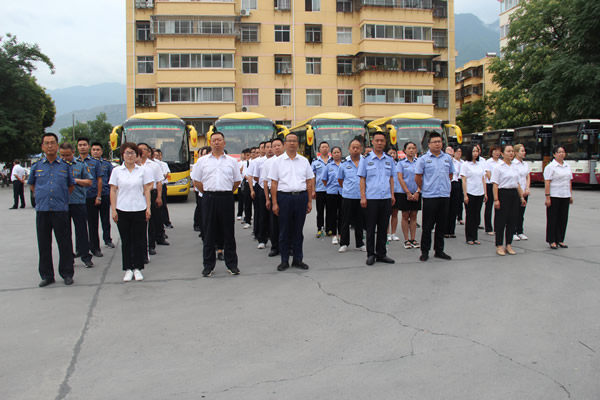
top-left (59, 112), bottom-right (113, 158)
top-left (456, 98), bottom-right (489, 133)
top-left (0, 34), bottom-right (55, 163)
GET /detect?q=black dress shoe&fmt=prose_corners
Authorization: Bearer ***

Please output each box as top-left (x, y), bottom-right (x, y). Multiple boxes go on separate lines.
top-left (163, 234), bottom-right (168, 239)
top-left (165, 223), bottom-right (174, 229)
top-left (277, 261), bottom-right (290, 271)
top-left (268, 250), bottom-right (280, 257)
top-left (20, 206), bottom-right (25, 208)
top-left (73, 252), bottom-right (81, 258)
top-left (156, 240), bottom-right (169, 246)
top-left (217, 252), bottom-right (225, 261)
top-left (105, 242), bottom-right (115, 249)
top-left (377, 256), bottom-right (395, 264)
top-left (84, 260), bottom-right (94, 268)
top-left (39, 278), bottom-right (55, 287)
top-left (92, 250), bottom-right (103, 257)
top-left (9, 206), bottom-right (17, 209)
top-left (202, 268), bottom-right (213, 277)
top-left (227, 266), bottom-right (240, 275)
top-left (64, 277), bottom-right (74, 285)
top-left (149, 248), bottom-right (156, 255)
top-left (366, 256), bottom-right (376, 266)
top-left (194, 226), bottom-right (201, 232)
top-left (292, 260), bottom-right (309, 270)
top-left (420, 253), bottom-right (429, 262)
top-left (434, 252), bottom-right (452, 260)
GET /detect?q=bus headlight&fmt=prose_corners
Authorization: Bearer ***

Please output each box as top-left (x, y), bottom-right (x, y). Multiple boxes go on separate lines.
top-left (169, 177), bottom-right (190, 186)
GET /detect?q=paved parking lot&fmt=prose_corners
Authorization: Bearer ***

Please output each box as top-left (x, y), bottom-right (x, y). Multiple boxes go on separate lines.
top-left (0, 185), bottom-right (598, 400)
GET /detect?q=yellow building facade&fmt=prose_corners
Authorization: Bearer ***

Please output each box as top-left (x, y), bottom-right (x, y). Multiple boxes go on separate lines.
top-left (127, 0), bottom-right (456, 134)
top-left (454, 54), bottom-right (498, 115)
top-left (499, 0), bottom-right (521, 52)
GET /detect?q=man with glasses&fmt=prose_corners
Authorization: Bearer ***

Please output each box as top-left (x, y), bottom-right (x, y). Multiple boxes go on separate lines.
top-left (415, 132), bottom-right (454, 262)
top-left (28, 133), bottom-right (76, 287)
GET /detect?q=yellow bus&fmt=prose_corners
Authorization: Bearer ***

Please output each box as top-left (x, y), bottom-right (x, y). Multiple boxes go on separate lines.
top-left (110, 112), bottom-right (198, 199)
top-left (367, 112), bottom-right (462, 156)
top-left (288, 112), bottom-right (368, 159)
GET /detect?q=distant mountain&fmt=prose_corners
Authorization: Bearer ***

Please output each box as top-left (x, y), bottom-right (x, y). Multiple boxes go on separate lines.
top-left (46, 83), bottom-right (126, 117)
top-left (50, 104), bottom-right (127, 133)
top-left (455, 13), bottom-right (501, 69)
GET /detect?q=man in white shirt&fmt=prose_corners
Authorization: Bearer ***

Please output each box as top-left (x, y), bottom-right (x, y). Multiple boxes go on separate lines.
top-left (10, 159), bottom-right (26, 209)
top-left (138, 143), bottom-right (167, 257)
top-left (191, 132), bottom-right (242, 277)
top-left (269, 133), bottom-right (315, 272)
top-left (153, 149), bottom-right (173, 229)
top-left (251, 141), bottom-right (274, 249)
top-left (247, 142), bottom-right (267, 239)
top-left (262, 138), bottom-right (284, 257)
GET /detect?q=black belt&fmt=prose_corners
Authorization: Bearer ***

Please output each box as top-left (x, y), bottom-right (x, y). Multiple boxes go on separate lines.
top-left (498, 188), bottom-right (518, 191)
top-left (204, 191), bottom-right (232, 195)
top-left (278, 190), bottom-right (306, 195)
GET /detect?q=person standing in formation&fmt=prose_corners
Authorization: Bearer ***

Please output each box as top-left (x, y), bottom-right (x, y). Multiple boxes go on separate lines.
top-left (311, 141), bottom-right (331, 237)
top-left (29, 133), bottom-right (76, 287)
top-left (192, 146), bottom-right (210, 235)
top-left (445, 146), bottom-right (463, 239)
top-left (321, 146), bottom-right (343, 245)
top-left (460, 145), bottom-right (487, 245)
top-left (236, 149), bottom-right (247, 221)
top-left (358, 131), bottom-right (396, 266)
top-left (248, 142), bottom-right (267, 240)
top-left (512, 144), bottom-right (530, 241)
top-left (90, 142), bottom-right (115, 248)
top-left (10, 159), bottom-right (26, 209)
top-left (262, 138), bottom-right (285, 257)
top-left (242, 146), bottom-right (259, 230)
top-left (397, 142), bottom-right (421, 249)
top-left (544, 146), bottom-right (573, 250)
top-left (191, 132), bottom-right (242, 277)
top-left (269, 133), bottom-right (314, 272)
top-left (337, 139), bottom-right (366, 253)
top-left (415, 132), bottom-right (454, 262)
top-left (251, 141), bottom-right (274, 249)
top-left (484, 145), bottom-right (502, 236)
top-left (153, 148), bottom-right (173, 230)
top-left (240, 148), bottom-right (253, 229)
top-left (77, 137), bottom-right (104, 258)
top-left (387, 148), bottom-right (402, 243)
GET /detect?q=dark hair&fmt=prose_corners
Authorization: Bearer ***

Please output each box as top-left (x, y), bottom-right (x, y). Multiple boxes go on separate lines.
top-left (77, 137), bottom-right (90, 144)
top-left (501, 144), bottom-right (513, 152)
top-left (251, 146), bottom-right (258, 151)
top-left (91, 142), bottom-right (103, 149)
top-left (331, 146), bottom-right (342, 154)
top-left (154, 148), bottom-right (162, 154)
top-left (285, 133), bottom-right (298, 142)
top-left (259, 141), bottom-right (266, 147)
top-left (349, 138), bottom-right (362, 147)
top-left (42, 132), bottom-right (59, 143)
top-left (318, 141), bottom-right (329, 148)
top-left (59, 142), bottom-right (74, 150)
top-left (120, 142), bottom-right (140, 157)
top-left (211, 131), bottom-right (224, 140)
top-left (271, 138), bottom-right (284, 146)
top-left (372, 131), bottom-right (386, 140)
top-left (489, 144), bottom-right (501, 156)
top-left (428, 132), bottom-right (442, 142)
top-left (14, 159), bottom-right (20, 164)
top-left (454, 146), bottom-right (462, 153)
top-left (403, 141), bottom-right (417, 150)
top-left (552, 145), bottom-right (566, 155)
top-left (137, 142), bottom-right (151, 152)
top-left (242, 148), bottom-right (250, 154)
top-left (464, 145), bottom-right (479, 162)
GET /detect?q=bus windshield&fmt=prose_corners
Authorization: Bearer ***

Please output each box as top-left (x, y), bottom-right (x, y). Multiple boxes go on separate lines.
top-left (123, 122), bottom-right (189, 167)
top-left (215, 121), bottom-right (275, 155)
top-left (515, 131), bottom-right (542, 161)
top-left (312, 122), bottom-right (366, 152)
top-left (393, 123), bottom-right (444, 155)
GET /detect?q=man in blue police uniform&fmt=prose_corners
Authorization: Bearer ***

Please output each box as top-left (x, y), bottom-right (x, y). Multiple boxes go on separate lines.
top-left (311, 141), bottom-right (331, 237)
top-left (28, 133), bottom-right (76, 287)
top-left (59, 143), bottom-right (94, 268)
top-left (415, 131), bottom-right (454, 262)
top-left (337, 138), bottom-right (366, 252)
top-left (358, 132), bottom-right (396, 266)
top-left (91, 142), bottom-right (115, 248)
top-left (77, 137), bottom-right (104, 258)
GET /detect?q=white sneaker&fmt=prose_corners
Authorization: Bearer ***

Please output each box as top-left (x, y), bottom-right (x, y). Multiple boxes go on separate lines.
top-left (257, 243), bottom-right (266, 249)
top-left (387, 234), bottom-right (392, 241)
top-left (332, 236), bottom-right (339, 245)
top-left (356, 245), bottom-right (367, 252)
top-left (123, 269), bottom-right (134, 282)
top-left (237, 216), bottom-right (242, 220)
top-left (338, 245), bottom-right (348, 253)
top-left (518, 234), bottom-right (528, 240)
top-left (512, 234), bottom-right (521, 241)
top-left (392, 234), bottom-right (401, 241)
top-left (243, 223), bottom-right (251, 229)
top-left (133, 269), bottom-right (144, 281)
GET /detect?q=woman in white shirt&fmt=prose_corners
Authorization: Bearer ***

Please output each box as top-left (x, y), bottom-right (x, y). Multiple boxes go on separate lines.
top-left (512, 144), bottom-right (531, 241)
top-left (484, 145), bottom-right (502, 235)
top-left (109, 143), bottom-right (153, 282)
top-left (543, 146), bottom-right (573, 249)
top-left (460, 145), bottom-right (487, 245)
top-left (446, 146), bottom-right (464, 238)
top-left (491, 145), bottom-right (526, 256)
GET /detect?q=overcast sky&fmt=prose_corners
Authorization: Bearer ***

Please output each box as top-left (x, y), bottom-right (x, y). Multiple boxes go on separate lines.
top-left (1, 0), bottom-right (500, 90)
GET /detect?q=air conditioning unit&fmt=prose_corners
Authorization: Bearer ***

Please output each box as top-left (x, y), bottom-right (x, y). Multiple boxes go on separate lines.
top-left (240, 9), bottom-right (251, 16)
top-left (241, 106), bottom-right (250, 112)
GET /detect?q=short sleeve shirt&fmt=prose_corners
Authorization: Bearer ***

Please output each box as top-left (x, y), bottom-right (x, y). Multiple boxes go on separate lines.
top-left (78, 155), bottom-right (102, 198)
top-left (397, 157), bottom-right (418, 194)
top-left (415, 151), bottom-right (454, 198)
top-left (311, 156), bottom-right (331, 192)
top-left (543, 160), bottom-right (572, 198)
top-left (109, 164), bottom-right (154, 211)
top-left (269, 152), bottom-right (314, 192)
top-left (337, 158), bottom-right (361, 199)
top-left (99, 159), bottom-right (114, 196)
top-left (190, 153), bottom-right (242, 191)
top-left (357, 152), bottom-right (395, 200)
top-left (27, 158), bottom-right (75, 212)
top-left (491, 161), bottom-right (520, 189)
top-left (460, 161), bottom-right (486, 196)
top-left (322, 162), bottom-right (342, 195)
top-left (66, 159), bottom-right (93, 204)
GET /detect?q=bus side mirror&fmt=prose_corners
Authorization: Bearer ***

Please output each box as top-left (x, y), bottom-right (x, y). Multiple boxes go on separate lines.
top-left (206, 125), bottom-right (214, 146)
top-left (445, 124), bottom-right (463, 144)
top-left (386, 125), bottom-right (397, 145)
top-left (188, 125), bottom-right (198, 148)
top-left (110, 126), bottom-right (121, 151)
top-left (307, 126), bottom-right (314, 146)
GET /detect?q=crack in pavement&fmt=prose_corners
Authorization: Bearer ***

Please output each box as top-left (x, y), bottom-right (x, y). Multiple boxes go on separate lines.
top-left (54, 240), bottom-right (119, 400)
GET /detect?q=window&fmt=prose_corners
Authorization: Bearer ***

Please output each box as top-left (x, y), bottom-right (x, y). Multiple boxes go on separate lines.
top-left (337, 0), bottom-right (352, 12)
top-left (361, 24), bottom-right (431, 40)
top-left (305, 0), bottom-right (320, 11)
top-left (169, 54), bottom-right (190, 68)
top-left (433, 91), bottom-right (448, 108)
top-left (242, 57), bottom-right (258, 74)
top-left (361, 88), bottom-right (432, 104)
top-left (240, 24), bottom-right (260, 42)
top-left (500, 24), bottom-right (509, 39)
top-left (361, 55), bottom-right (400, 70)
top-left (137, 56), bottom-right (154, 74)
top-left (200, 54), bottom-right (234, 68)
top-left (433, 29), bottom-right (447, 48)
top-left (136, 22), bottom-right (151, 41)
top-left (275, 89), bottom-right (291, 106)
top-left (158, 87), bottom-right (234, 103)
top-left (275, 25), bottom-right (290, 42)
top-left (433, 61), bottom-right (448, 78)
top-left (338, 90), bottom-right (353, 107)
top-left (306, 57), bottom-right (321, 74)
top-left (337, 57), bottom-right (353, 74)
top-left (337, 27), bottom-right (352, 44)
top-left (135, 89), bottom-right (156, 107)
top-left (275, 0), bottom-right (291, 10)
top-left (242, 89), bottom-right (259, 106)
top-left (275, 55), bottom-right (292, 74)
top-left (198, 20), bottom-right (234, 35)
top-left (159, 53), bottom-right (232, 69)
top-left (305, 25), bottom-right (322, 43)
top-left (242, 0), bottom-right (258, 10)
top-left (401, 58), bottom-right (430, 72)
top-left (275, 120), bottom-right (292, 127)
top-left (306, 89), bottom-right (322, 106)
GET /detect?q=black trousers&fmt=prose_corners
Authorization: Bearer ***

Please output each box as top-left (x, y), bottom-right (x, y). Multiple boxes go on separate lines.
top-left (194, 191), bottom-right (202, 230)
top-left (515, 195), bottom-right (528, 235)
top-left (494, 189), bottom-right (519, 246)
top-left (340, 198), bottom-right (365, 248)
top-left (117, 210), bottom-right (147, 271)
top-left (325, 193), bottom-right (342, 235)
top-left (546, 197), bottom-right (570, 244)
top-left (257, 187), bottom-right (270, 244)
top-left (148, 189), bottom-right (165, 248)
top-left (465, 194), bottom-right (484, 242)
top-left (69, 203), bottom-right (91, 263)
top-left (236, 189), bottom-right (244, 217)
top-left (12, 180), bottom-right (25, 207)
top-left (36, 211), bottom-right (74, 280)
top-left (421, 197), bottom-right (449, 254)
top-left (161, 184), bottom-right (171, 226)
top-left (315, 191), bottom-right (327, 230)
top-left (99, 194), bottom-right (112, 244)
top-left (278, 191), bottom-right (308, 263)
top-left (243, 180), bottom-right (253, 224)
top-left (86, 197), bottom-right (100, 253)
top-left (484, 183), bottom-right (495, 232)
top-left (365, 198), bottom-right (392, 258)
top-left (269, 196), bottom-right (280, 252)
top-left (202, 192), bottom-right (237, 269)
top-left (252, 183), bottom-right (260, 237)
top-left (446, 181), bottom-right (462, 235)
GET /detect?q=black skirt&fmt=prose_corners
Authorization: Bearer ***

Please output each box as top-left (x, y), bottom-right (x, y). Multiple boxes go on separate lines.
top-left (397, 192), bottom-right (422, 211)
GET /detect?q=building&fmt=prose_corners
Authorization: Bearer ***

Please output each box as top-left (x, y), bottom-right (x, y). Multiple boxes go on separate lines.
top-left (127, 0), bottom-right (456, 134)
top-left (454, 54), bottom-right (499, 115)
top-left (499, 0), bottom-right (521, 52)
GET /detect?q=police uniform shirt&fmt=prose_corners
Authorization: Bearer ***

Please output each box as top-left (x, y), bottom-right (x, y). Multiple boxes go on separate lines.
top-left (512, 159), bottom-right (529, 192)
top-left (99, 159), bottom-right (114, 196)
top-left (392, 160), bottom-right (402, 193)
top-left (357, 152), bottom-right (395, 200)
top-left (397, 157), bottom-right (418, 194)
top-left (484, 158), bottom-right (500, 184)
top-left (268, 153), bottom-right (314, 192)
top-left (139, 159), bottom-right (162, 189)
top-left (65, 159), bottom-right (93, 205)
top-left (109, 164), bottom-right (154, 211)
top-left (337, 158), bottom-right (361, 199)
top-left (311, 156), bottom-right (331, 192)
top-left (491, 161), bottom-right (520, 189)
top-left (260, 154), bottom-right (280, 190)
top-left (543, 160), bottom-right (573, 198)
top-left (78, 155), bottom-right (102, 198)
top-left (11, 164), bottom-right (25, 182)
top-left (27, 158), bottom-right (75, 212)
top-left (415, 151), bottom-right (454, 198)
top-left (190, 153), bottom-right (242, 191)
top-left (460, 161), bottom-right (486, 196)
top-left (321, 162), bottom-right (342, 195)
